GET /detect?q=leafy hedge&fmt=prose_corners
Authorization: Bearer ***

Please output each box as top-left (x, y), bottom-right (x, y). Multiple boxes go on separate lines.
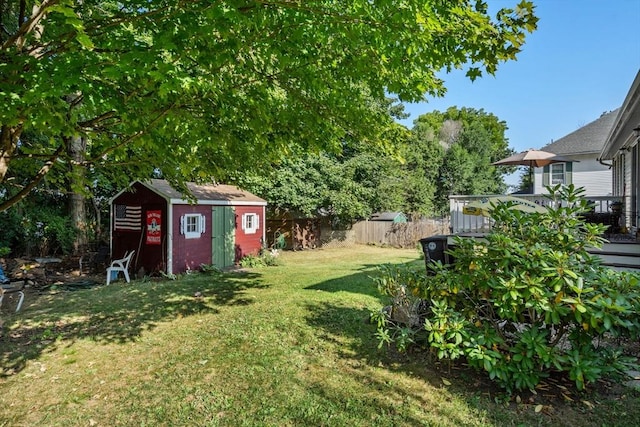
top-left (373, 185), bottom-right (640, 392)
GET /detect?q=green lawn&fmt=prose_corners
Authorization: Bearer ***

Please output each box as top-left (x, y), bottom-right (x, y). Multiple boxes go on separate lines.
top-left (1, 246), bottom-right (638, 426)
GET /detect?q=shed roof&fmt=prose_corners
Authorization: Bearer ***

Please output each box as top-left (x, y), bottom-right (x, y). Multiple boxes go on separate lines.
top-left (540, 109), bottom-right (620, 156)
top-left (140, 179), bottom-right (267, 206)
top-left (370, 212), bottom-right (407, 222)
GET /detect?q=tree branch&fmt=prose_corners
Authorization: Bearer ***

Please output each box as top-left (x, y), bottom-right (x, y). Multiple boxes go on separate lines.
top-left (89, 103), bottom-right (177, 162)
top-left (1, 0), bottom-right (58, 51)
top-left (78, 110), bottom-right (120, 130)
top-left (0, 144), bottom-right (64, 212)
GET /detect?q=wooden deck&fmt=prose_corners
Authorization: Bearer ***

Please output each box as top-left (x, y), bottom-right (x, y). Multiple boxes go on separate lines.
top-left (588, 240), bottom-right (640, 272)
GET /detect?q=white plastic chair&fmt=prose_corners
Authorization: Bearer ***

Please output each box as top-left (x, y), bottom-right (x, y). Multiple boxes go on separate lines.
top-left (0, 279), bottom-right (26, 312)
top-left (106, 250), bottom-right (135, 285)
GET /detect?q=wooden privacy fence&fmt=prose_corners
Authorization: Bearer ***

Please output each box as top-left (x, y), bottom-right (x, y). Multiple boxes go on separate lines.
top-left (348, 219), bottom-right (449, 248)
top-left (268, 218), bottom-right (449, 249)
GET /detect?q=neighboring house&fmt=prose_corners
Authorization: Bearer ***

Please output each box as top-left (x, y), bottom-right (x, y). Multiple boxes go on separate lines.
top-left (533, 109), bottom-right (619, 195)
top-left (600, 70), bottom-right (640, 236)
top-left (110, 179), bottom-right (267, 275)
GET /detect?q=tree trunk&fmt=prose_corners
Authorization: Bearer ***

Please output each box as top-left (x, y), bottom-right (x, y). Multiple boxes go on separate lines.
top-left (0, 124), bottom-right (22, 184)
top-left (67, 134), bottom-right (88, 255)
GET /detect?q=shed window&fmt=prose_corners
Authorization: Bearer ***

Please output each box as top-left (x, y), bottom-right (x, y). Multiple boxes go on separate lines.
top-left (242, 213), bottom-right (259, 234)
top-left (181, 214), bottom-right (206, 239)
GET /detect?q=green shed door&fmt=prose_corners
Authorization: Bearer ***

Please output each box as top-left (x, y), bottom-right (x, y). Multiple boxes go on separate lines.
top-left (212, 206), bottom-right (235, 268)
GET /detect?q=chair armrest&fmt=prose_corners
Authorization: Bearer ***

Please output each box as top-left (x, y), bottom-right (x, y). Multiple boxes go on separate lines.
top-left (111, 260), bottom-right (128, 269)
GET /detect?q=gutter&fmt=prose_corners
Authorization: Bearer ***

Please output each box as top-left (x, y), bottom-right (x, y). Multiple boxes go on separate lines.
top-left (598, 157), bottom-right (613, 168)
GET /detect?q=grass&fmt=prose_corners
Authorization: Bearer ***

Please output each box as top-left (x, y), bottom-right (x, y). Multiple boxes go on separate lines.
top-left (1, 245), bottom-right (639, 426)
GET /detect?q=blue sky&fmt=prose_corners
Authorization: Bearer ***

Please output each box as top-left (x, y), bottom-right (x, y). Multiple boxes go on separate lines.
top-left (398, 0), bottom-right (640, 185)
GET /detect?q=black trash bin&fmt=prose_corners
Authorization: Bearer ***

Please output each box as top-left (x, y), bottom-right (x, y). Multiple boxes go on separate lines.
top-left (419, 235), bottom-right (455, 274)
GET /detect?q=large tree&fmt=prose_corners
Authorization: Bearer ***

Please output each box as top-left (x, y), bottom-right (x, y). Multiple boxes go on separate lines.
top-left (410, 107), bottom-right (513, 214)
top-left (0, 0), bottom-right (537, 213)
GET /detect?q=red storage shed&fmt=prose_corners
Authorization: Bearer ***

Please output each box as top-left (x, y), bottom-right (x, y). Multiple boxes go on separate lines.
top-left (109, 179), bottom-right (267, 275)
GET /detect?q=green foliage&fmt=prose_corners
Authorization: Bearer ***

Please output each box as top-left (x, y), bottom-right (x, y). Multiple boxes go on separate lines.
top-left (239, 250), bottom-right (282, 268)
top-left (0, 1), bottom-right (537, 212)
top-left (374, 185), bottom-right (640, 392)
top-left (408, 107), bottom-right (514, 215)
top-left (237, 134), bottom-right (410, 224)
top-left (1, 192), bottom-right (77, 256)
top-left (199, 264), bottom-right (223, 275)
top-left (241, 105), bottom-right (517, 222)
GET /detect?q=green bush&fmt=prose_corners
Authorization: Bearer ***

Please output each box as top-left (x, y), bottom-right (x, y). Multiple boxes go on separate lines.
top-left (22, 211), bottom-right (77, 256)
top-left (374, 185), bottom-right (640, 392)
top-left (239, 249), bottom-right (282, 268)
top-left (0, 199), bottom-right (77, 256)
top-left (200, 264), bottom-right (223, 274)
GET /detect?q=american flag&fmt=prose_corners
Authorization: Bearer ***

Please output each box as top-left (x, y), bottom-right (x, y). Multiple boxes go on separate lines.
top-left (114, 205), bottom-right (142, 231)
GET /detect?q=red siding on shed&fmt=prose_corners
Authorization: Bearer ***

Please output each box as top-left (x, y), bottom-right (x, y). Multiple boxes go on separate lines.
top-left (112, 182), bottom-right (167, 275)
top-left (234, 205), bottom-right (264, 260)
top-left (172, 205), bottom-right (212, 273)
top-left (111, 180), bottom-right (267, 277)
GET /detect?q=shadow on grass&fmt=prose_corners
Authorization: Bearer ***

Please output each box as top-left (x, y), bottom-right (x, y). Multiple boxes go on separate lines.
top-left (304, 259), bottom-right (423, 301)
top-left (301, 301), bottom-right (488, 426)
top-left (0, 270), bottom-right (267, 377)
top-left (302, 273), bottom-right (640, 427)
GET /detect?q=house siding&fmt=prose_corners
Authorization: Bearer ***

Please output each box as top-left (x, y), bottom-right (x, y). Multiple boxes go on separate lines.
top-left (172, 205), bottom-right (212, 273)
top-left (234, 205), bottom-right (264, 261)
top-left (533, 155), bottom-right (612, 195)
top-left (572, 159), bottom-right (613, 196)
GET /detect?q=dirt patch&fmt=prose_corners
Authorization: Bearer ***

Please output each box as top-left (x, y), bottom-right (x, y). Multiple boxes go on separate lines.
top-left (384, 344), bottom-right (640, 426)
top-left (1, 256), bottom-right (106, 310)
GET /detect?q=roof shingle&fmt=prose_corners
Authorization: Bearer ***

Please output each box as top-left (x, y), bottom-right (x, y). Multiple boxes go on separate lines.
top-left (144, 179), bottom-right (266, 204)
top-left (540, 108), bottom-right (620, 155)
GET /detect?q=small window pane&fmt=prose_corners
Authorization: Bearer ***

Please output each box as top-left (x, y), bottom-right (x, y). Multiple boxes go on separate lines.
top-left (551, 163), bottom-right (565, 185)
top-left (184, 214), bottom-right (203, 239)
top-left (186, 216), bottom-right (198, 232)
top-left (243, 213), bottom-right (258, 234)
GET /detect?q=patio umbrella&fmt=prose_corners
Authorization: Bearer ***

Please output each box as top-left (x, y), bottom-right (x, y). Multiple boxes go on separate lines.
top-left (492, 149), bottom-right (575, 168)
top-left (492, 149), bottom-right (577, 192)
top-left (462, 196), bottom-right (547, 217)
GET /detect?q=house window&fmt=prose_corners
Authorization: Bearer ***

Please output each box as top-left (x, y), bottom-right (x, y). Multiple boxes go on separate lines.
top-left (242, 213), bottom-right (259, 234)
top-left (543, 162), bottom-right (572, 188)
top-left (551, 163), bottom-right (565, 185)
top-left (181, 214), bottom-right (205, 239)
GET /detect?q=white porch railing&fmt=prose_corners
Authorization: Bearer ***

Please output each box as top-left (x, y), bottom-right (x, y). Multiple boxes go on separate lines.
top-left (449, 194), bottom-right (623, 234)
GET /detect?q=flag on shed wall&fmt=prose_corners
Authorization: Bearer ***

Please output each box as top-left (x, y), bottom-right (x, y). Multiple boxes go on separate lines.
top-left (115, 205), bottom-right (142, 231)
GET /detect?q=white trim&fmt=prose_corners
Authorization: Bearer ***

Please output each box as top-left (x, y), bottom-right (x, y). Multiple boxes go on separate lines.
top-left (167, 207), bottom-right (173, 275)
top-left (108, 182), bottom-right (137, 204)
top-left (601, 71), bottom-right (640, 159)
top-left (242, 213), bottom-right (259, 234)
top-left (262, 205), bottom-right (266, 247)
top-left (183, 213), bottom-right (205, 239)
top-left (109, 203), bottom-right (114, 258)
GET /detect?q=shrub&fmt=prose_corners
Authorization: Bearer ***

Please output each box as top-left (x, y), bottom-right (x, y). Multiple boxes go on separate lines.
top-left (374, 185), bottom-right (640, 392)
top-left (0, 202), bottom-right (77, 256)
top-left (200, 264), bottom-right (223, 274)
top-left (239, 249), bottom-right (282, 268)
